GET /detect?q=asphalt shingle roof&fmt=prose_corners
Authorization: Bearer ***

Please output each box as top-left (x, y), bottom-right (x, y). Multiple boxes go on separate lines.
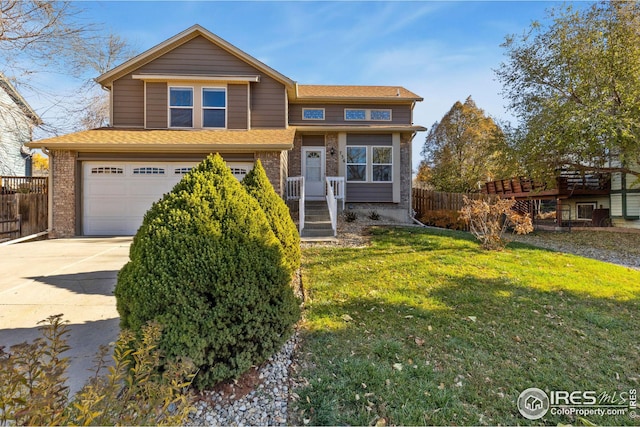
top-left (27, 128), bottom-right (296, 151)
top-left (296, 85), bottom-right (423, 101)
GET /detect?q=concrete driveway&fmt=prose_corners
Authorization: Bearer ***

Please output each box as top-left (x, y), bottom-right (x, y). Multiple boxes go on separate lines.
top-left (0, 237), bottom-right (132, 395)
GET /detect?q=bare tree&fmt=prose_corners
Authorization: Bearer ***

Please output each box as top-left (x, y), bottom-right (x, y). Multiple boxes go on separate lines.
top-left (0, 1), bottom-right (89, 76)
top-left (0, 1), bottom-right (135, 134)
top-left (69, 34), bottom-right (136, 130)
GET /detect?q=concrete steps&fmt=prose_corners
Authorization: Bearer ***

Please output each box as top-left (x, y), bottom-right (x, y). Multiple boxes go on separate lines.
top-left (301, 201), bottom-right (334, 238)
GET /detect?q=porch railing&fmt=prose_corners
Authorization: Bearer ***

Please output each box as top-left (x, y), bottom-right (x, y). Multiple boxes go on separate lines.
top-left (326, 177), bottom-right (345, 210)
top-left (325, 177), bottom-right (338, 237)
top-left (286, 176), bottom-right (305, 233)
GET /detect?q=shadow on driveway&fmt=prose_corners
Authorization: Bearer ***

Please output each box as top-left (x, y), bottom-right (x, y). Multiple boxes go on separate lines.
top-left (27, 270), bottom-right (120, 296)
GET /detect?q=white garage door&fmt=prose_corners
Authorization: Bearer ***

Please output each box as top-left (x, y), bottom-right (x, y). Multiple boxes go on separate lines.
top-left (83, 161), bottom-right (254, 235)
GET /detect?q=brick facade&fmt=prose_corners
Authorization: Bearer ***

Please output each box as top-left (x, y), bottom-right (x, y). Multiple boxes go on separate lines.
top-left (325, 133), bottom-right (339, 177)
top-left (254, 151), bottom-right (285, 196)
top-left (50, 150), bottom-right (76, 238)
top-left (289, 135), bottom-right (302, 177)
top-left (400, 132), bottom-right (412, 211)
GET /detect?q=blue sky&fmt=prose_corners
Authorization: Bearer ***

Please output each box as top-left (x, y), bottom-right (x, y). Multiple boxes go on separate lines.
top-left (27, 0), bottom-right (569, 171)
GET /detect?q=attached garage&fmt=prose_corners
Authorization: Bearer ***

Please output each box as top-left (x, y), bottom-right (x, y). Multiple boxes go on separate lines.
top-left (82, 160), bottom-right (254, 235)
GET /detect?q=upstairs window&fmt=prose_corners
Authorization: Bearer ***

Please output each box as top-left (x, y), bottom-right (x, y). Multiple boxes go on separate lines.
top-left (303, 108), bottom-right (325, 120)
top-left (345, 108), bottom-right (392, 121)
top-left (345, 109), bottom-right (366, 121)
top-left (203, 88), bottom-right (226, 128)
top-left (370, 109), bottom-right (392, 121)
top-left (169, 87), bottom-right (193, 128)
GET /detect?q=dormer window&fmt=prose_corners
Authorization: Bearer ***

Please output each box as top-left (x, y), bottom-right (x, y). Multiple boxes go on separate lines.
top-left (169, 87), bottom-right (193, 127)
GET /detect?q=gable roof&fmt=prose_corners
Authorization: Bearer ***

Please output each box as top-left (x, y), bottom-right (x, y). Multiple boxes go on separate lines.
top-left (295, 85), bottom-right (423, 102)
top-left (0, 73), bottom-right (42, 125)
top-left (96, 24), bottom-right (295, 88)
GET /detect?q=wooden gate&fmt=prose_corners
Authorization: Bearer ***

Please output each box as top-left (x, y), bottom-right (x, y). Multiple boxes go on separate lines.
top-left (0, 176), bottom-right (48, 241)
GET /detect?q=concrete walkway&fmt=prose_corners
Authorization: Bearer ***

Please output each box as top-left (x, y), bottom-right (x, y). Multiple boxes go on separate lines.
top-left (0, 237), bottom-right (132, 395)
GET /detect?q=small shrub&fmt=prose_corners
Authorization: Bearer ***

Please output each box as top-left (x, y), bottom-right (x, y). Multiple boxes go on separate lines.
top-left (243, 160), bottom-right (301, 276)
top-left (459, 196), bottom-right (533, 250)
top-left (419, 210), bottom-right (467, 230)
top-left (368, 210), bottom-right (380, 220)
top-left (68, 322), bottom-right (195, 426)
top-left (0, 315), bottom-right (195, 426)
top-left (344, 211), bottom-right (358, 222)
top-left (0, 314), bottom-right (70, 426)
top-left (115, 154), bottom-right (300, 388)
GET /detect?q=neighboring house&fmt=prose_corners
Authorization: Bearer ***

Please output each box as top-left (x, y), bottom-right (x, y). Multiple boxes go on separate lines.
top-left (28, 25), bottom-right (424, 238)
top-left (610, 164), bottom-right (640, 229)
top-left (485, 167), bottom-right (640, 230)
top-left (0, 73), bottom-right (42, 177)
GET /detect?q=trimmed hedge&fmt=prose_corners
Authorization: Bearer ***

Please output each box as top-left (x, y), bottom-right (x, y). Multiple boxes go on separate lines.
top-left (115, 154), bottom-right (300, 389)
top-left (242, 160), bottom-right (301, 275)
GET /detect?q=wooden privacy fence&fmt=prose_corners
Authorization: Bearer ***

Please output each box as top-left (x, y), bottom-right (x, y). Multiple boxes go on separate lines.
top-left (412, 188), bottom-right (496, 218)
top-left (0, 176), bottom-right (48, 241)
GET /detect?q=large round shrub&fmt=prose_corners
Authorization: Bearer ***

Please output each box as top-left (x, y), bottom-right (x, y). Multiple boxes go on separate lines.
top-left (115, 154), bottom-right (300, 389)
top-left (242, 160), bottom-right (301, 276)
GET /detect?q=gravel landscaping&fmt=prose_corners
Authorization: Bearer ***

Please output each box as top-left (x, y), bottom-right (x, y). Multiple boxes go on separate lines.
top-left (188, 334), bottom-right (298, 426)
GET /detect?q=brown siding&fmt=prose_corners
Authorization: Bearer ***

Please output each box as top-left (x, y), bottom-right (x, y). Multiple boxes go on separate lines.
top-left (132, 36), bottom-right (286, 129)
top-left (347, 183), bottom-right (393, 202)
top-left (347, 134), bottom-right (392, 146)
top-left (251, 77), bottom-right (286, 128)
top-left (228, 84), bottom-right (248, 130)
top-left (289, 104), bottom-right (412, 125)
top-left (112, 76), bottom-right (144, 127)
top-left (345, 134), bottom-right (394, 202)
top-left (302, 135), bottom-right (325, 146)
top-left (146, 82), bottom-right (167, 128)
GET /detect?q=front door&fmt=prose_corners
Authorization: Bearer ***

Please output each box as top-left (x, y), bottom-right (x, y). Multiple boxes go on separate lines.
top-left (302, 147), bottom-right (325, 200)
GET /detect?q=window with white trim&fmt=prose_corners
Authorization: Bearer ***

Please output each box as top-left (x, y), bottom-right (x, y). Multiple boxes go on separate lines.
top-left (303, 108), bottom-right (325, 120)
top-left (346, 146), bottom-right (393, 183)
top-left (174, 167), bottom-right (193, 175)
top-left (345, 109), bottom-right (392, 121)
top-left (576, 202), bottom-right (596, 220)
top-left (372, 146), bottom-right (392, 182)
top-left (169, 87), bottom-right (193, 128)
top-left (346, 146), bottom-right (367, 182)
top-left (202, 88), bottom-right (226, 128)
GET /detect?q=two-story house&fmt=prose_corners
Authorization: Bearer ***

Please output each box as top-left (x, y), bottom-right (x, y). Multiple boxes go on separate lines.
top-left (0, 73), bottom-right (42, 177)
top-left (28, 25), bottom-right (424, 238)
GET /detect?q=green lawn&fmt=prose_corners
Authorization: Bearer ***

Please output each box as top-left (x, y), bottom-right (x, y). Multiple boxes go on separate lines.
top-left (292, 227), bottom-right (640, 426)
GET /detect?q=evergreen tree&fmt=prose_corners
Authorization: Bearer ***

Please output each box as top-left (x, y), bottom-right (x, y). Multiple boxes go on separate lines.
top-left (115, 154), bottom-right (300, 389)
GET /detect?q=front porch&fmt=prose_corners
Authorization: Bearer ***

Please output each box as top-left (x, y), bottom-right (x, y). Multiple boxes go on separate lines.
top-left (286, 176), bottom-right (344, 239)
